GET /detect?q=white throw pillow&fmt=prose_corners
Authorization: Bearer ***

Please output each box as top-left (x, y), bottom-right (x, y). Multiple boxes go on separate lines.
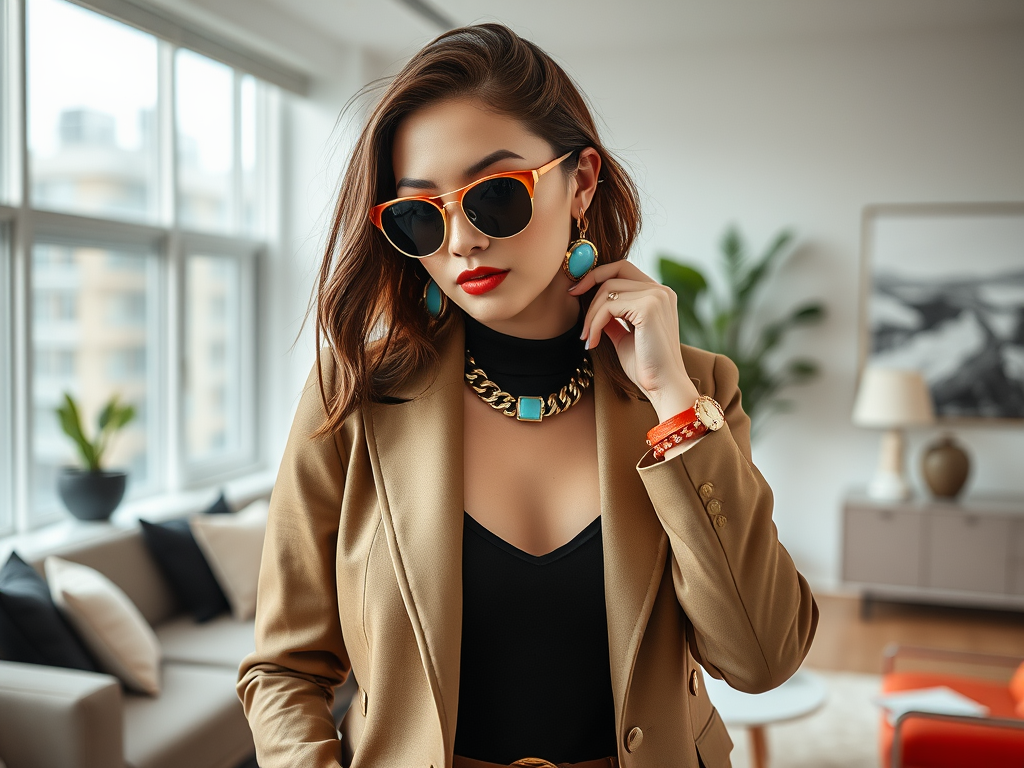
top-left (44, 556), bottom-right (162, 695)
top-left (189, 498), bottom-right (268, 621)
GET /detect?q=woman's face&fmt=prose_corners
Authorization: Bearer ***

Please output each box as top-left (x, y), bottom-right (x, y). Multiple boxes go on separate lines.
top-left (390, 97), bottom-right (600, 336)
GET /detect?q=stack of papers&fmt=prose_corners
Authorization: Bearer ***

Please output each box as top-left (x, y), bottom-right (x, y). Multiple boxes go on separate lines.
top-left (873, 686), bottom-right (990, 726)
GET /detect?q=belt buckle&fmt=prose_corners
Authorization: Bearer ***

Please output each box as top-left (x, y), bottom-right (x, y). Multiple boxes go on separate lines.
top-left (511, 759), bottom-right (559, 768)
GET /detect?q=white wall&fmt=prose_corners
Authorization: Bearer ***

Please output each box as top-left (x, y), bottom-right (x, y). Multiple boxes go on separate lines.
top-left (255, 17), bottom-right (1024, 589)
top-left (562, 25), bottom-right (1024, 587)
top-left (258, 49), bottom-right (374, 470)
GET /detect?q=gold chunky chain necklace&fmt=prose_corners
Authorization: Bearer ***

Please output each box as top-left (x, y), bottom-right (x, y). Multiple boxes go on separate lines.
top-left (464, 350), bottom-right (593, 422)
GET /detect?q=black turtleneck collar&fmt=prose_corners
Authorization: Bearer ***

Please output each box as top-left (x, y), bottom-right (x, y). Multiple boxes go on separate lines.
top-left (462, 303), bottom-right (589, 400)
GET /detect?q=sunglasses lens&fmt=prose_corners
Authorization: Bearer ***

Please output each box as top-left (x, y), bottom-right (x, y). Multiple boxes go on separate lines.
top-left (462, 177), bottom-right (534, 238)
top-left (380, 199), bottom-right (445, 257)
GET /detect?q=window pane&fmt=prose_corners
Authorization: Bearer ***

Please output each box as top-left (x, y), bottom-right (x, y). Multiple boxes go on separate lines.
top-left (31, 242), bottom-right (158, 520)
top-left (240, 74), bottom-right (259, 236)
top-left (0, 227), bottom-right (11, 533)
top-left (0, 0), bottom-right (9, 205)
top-left (28, 0), bottom-right (158, 222)
top-left (177, 50), bottom-right (233, 233)
top-left (185, 254), bottom-right (241, 462)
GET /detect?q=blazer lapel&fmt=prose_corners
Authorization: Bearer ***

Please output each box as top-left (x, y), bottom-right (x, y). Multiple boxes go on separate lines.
top-left (592, 353), bottom-right (670, 730)
top-left (364, 320), bottom-right (466, 760)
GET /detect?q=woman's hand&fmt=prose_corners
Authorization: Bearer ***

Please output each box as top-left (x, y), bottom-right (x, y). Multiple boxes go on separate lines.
top-left (568, 261), bottom-right (701, 421)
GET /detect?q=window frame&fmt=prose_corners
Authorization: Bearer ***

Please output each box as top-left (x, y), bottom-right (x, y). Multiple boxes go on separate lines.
top-left (1, 0), bottom-right (276, 534)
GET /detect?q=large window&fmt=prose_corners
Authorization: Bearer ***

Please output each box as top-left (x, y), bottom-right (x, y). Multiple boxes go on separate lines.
top-left (1, 0), bottom-right (277, 534)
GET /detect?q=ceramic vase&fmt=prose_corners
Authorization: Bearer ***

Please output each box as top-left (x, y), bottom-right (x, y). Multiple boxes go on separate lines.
top-left (921, 435), bottom-right (970, 499)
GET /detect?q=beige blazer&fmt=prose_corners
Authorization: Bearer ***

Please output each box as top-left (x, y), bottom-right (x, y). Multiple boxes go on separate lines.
top-left (236, 315), bottom-right (818, 768)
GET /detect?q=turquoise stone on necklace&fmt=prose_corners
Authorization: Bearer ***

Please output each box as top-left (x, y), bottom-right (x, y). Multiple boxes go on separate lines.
top-left (516, 396), bottom-right (545, 422)
top-left (565, 241), bottom-right (597, 280)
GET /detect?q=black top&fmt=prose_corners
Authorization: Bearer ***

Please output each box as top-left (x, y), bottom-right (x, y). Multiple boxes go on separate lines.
top-left (455, 513), bottom-right (618, 764)
top-left (454, 307), bottom-right (617, 763)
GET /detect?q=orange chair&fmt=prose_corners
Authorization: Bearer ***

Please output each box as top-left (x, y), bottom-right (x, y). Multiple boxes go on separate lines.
top-left (880, 644), bottom-right (1024, 768)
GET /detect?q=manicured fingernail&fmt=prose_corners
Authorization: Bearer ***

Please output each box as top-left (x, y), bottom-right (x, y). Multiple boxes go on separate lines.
top-left (567, 283), bottom-right (578, 292)
top-left (579, 329), bottom-right (587, 340)
top-left (584, 337), bottom-right (591, 349)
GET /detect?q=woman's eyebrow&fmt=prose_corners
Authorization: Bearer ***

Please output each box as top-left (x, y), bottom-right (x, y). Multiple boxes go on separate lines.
top-left (396, 149), bottom-right (525, 190)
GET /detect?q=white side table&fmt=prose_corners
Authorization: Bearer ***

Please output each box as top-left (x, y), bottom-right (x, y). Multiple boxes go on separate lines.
top-left (703, 668), bottom-right (827, 768)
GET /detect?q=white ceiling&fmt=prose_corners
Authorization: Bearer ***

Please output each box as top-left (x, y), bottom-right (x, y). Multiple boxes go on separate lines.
top-left (165, 0), bottom-right (1024, 83)
top-left (268, 0), bottom-right (1024, 59)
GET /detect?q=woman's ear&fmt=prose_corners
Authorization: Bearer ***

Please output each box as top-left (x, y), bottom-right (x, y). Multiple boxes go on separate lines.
top-left (572, 147), bottom-right (602, 215)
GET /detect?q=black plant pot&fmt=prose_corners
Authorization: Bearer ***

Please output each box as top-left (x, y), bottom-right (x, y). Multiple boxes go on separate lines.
top-left (57, 468), bottom-right (128, 521)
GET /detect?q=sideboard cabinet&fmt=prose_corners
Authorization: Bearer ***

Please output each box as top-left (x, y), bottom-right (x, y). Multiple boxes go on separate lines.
top-left (841, 491), bottom-right (1024, 613)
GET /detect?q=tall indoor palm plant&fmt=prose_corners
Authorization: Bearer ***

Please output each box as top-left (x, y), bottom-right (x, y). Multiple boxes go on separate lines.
top-left (658, 226), bottom-right (825, 437)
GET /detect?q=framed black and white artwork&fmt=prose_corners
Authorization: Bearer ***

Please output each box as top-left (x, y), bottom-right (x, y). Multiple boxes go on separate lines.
top-left (859, 203), bottom-right (1024, 422)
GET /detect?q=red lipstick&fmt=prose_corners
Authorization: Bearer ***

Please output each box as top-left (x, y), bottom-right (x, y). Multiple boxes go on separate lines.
top-left (457, 267), bottom-right (510, 296)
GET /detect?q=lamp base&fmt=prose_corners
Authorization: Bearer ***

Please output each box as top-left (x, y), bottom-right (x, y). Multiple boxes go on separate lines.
top-left (867, 471), bottom-right (911, 501)
top-left (866, 428), bottom-right (912, 501)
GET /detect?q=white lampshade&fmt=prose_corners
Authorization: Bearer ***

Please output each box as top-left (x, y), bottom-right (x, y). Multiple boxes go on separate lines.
top-left (852, 367), bottom-right (935, 428)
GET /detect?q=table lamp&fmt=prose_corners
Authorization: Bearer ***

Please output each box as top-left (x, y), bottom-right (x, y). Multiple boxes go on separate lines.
top-left (852, 366), bottom-right (935, 501)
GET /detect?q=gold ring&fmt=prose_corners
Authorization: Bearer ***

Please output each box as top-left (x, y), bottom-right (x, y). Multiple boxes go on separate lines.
top-left (607, 291), bottom-right (619, 300)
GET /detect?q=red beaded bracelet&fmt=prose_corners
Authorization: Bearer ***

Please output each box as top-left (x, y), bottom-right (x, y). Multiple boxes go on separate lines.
top-left (646, 395), bottom-right (727, 461)
top-left (650, 421), bottom-right (708, 461)
top-left (646, 404), bottom-right (701, 447)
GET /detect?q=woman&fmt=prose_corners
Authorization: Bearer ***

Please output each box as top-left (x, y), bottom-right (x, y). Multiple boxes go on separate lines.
top-left (236, 23), bottom-right (817, 768)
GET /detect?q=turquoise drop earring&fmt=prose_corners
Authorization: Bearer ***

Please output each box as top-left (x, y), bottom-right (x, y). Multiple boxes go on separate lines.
top-left (422, 277), bottom-right (448, 319)
top-left (563, 210), bottom-right (598, 282)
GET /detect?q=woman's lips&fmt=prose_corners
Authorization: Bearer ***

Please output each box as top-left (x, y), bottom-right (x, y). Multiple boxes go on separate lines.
top-left (459, 270), bottom-right (509, 295)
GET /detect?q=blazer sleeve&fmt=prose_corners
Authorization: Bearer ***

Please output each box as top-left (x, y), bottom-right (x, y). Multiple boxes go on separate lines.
top-left (236, 352), bottom-right (352, 768)
top-left (636, 351), bottom-right (818, 694)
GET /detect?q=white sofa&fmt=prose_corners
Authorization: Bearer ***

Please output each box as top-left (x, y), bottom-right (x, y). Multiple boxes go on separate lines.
top-left (0, 519), bottom-right (356, 768)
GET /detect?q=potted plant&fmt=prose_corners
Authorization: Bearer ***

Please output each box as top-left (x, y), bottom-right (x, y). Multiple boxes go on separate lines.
top-left (55, 391), bottom-right (137, 521)
top-left (658, 225), bottom-right (826, 438)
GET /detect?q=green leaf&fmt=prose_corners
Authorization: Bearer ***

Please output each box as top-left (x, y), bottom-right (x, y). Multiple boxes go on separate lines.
top-left (786, 358), bottom-right (820, 383)
top-left (789, 302), bottom-right (826, 325)
top-left (658, 257), bottom-right (708, 300)
top-left (659, 257), bottom-right (711, 348)
top-left (56, 392), bottom-right (98, 470)
top-left (736, 229), bottom-right (794, 307)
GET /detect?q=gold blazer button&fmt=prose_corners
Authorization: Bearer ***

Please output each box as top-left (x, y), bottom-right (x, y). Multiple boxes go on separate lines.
top-left (625, 726), bottom-right (644, 752)
top-left (706, 498), bottom-right (722, 515)
top-left (689, 669), bottom-right (700, 696)
top-left (699, 482), bottom-right (715, 500)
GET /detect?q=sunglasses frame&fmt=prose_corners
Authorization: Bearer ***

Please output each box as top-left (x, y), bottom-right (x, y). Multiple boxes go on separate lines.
top-left (369, 151), bottom-right (574, 258)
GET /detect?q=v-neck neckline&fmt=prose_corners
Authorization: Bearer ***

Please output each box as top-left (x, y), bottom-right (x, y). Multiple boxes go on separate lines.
top-left (463, 511), bottom-right (601, 565)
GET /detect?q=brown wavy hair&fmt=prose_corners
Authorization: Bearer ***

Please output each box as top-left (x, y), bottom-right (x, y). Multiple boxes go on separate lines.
top-left (307, 23), bottom-right (643, 438)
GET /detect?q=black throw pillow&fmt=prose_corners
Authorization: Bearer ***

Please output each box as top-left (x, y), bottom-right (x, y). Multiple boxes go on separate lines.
top-left (139, 519), bottom-right (230, 623)
top-left (0, 551), bottom-right (98, 670)
top-left (204, 490), bottom-right (232, 515)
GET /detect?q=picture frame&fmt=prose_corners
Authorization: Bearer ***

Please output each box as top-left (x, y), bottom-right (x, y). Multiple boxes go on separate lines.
top-left (858, 202), bottom-right (1024, 423)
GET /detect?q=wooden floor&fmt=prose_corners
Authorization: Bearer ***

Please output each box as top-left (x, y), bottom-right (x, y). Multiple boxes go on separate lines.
top-left (804, 592), bottom-right (1024, 676)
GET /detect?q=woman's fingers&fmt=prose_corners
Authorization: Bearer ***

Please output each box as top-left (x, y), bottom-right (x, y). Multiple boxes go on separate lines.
top-left (583, 286), bottom-right (672, 348)
top-left (567, 259), bottom-right (658, 296)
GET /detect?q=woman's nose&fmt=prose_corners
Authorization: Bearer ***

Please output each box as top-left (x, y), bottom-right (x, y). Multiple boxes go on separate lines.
top-left (444, 201), bottom-right (489, 258)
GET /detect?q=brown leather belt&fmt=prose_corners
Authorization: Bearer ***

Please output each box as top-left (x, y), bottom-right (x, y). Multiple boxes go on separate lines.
top-left (452, 756), bottom-right (618, 768)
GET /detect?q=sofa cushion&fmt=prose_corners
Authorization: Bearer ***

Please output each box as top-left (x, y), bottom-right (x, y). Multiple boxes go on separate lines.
top-left (123, 662), bottom-right (254, 768)
top-left (190, 499), bottom-right (269, 621)
top-left (140, 519), bottom-right (230, 623)
top-left (155, 614), bottom-right (255, 668)
top-left (32, 529), bottom-right (180, 627)
top-left (46, 556), bottom-right (162, 695)
top-left (0, 552), bottom-right (97, 671)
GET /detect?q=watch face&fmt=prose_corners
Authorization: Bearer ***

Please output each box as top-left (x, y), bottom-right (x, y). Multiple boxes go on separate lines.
top-left (696, 396), bottom-right (725, 431)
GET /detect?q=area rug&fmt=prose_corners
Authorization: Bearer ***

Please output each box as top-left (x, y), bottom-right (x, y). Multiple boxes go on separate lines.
top-left (724, 670), bottom-right (883, 768)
